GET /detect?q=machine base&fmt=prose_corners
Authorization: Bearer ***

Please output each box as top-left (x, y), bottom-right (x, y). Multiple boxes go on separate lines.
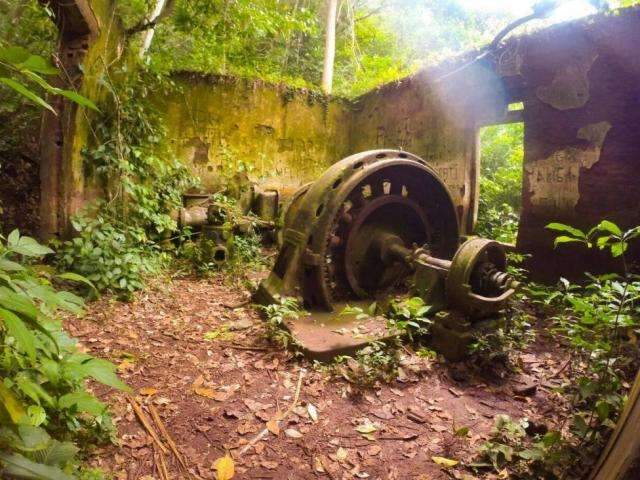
top-left (282, 302), bottom-right (394, 361)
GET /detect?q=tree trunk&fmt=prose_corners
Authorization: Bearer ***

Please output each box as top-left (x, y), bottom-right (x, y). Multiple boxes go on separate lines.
top-left (139, 0), bottom-right (167, 58)
top-left (321, 0), bottom-right (338, 94)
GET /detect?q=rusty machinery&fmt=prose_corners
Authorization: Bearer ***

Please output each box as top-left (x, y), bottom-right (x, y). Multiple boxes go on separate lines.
top-left (172, 190), bottom-right (278, 265)
top-left (256, 150), bottom-right (520, 360)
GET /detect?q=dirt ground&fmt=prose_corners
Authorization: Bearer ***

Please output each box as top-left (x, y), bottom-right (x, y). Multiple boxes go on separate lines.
top-left (65, 273), bottom-right (573, 480)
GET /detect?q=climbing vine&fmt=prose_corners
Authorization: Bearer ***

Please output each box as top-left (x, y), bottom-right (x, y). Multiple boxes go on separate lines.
top-left (59, 66), bottom-right (199, 297)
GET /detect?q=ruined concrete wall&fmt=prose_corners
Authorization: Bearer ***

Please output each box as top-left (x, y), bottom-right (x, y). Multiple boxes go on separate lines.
top-left (159, 74), bottom-right (352, 197)
top-left (514, 8), bottom-right (640, 279)
top-left (349, 59), bottom-right (509, 234)
top-left (39, 0), bottom-right (123, 239)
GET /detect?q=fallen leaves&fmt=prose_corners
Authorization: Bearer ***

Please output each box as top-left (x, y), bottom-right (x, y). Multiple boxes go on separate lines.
top-left (355, 421), bottom-right (379, 440)
top-left (307, 403), bottom-right (319, 422)
top-left (432, 456), bottom-right (459, 468)
top-left (284, 428), bottom-right (303, 438)
top-left (139, 387), bottom-right (158, 396)
top-left (214, 453), bottom-right (235, 480)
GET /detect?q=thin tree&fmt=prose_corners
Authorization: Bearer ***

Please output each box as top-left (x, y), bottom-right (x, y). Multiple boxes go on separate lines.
top-left (321, 0), bottom-right (338, 94)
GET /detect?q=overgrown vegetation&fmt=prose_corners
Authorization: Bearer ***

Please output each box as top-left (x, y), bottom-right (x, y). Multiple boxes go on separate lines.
top-left (472, 220), bottom-right (640, 478)
top-left (475, 122), bottom-right (524, 244)
top-left (0, 231), bottom-right (128, 478)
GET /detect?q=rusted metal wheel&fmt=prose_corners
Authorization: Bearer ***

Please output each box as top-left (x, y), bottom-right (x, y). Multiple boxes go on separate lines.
top-left (270, 150), bottom-right (460, 310)
top-left (446, 237), bottom-right (516, 317)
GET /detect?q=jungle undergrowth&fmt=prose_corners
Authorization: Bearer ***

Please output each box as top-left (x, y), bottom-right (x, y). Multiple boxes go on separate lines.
top-left (56, 66), bottom-right (198, 299)
top-left (0, 230), bottom-right (129, 478)
top-left (472, 220), bottom-right (640, 479)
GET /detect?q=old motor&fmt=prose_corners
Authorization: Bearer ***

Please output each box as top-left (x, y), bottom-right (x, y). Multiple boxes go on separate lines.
top-left (256, 150), bottom-right (519, 360)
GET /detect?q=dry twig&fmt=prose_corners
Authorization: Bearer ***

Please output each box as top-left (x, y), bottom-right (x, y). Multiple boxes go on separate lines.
top-left (238, 368), bottom-right (306, 457)
top-left (127, 395), bottom-right (169, 454)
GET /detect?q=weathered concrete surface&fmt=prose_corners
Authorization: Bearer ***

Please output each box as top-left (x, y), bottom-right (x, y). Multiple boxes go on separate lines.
top-left (160, 73), bottom-right (352, 197)
top-left (39, 0), bottom-right (123, 239)
top-left (515, 7), bottom-right (640, 279)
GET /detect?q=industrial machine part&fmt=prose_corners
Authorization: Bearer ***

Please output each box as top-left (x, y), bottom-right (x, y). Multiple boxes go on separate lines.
top-left (256, 150), bottom-right (519, 359)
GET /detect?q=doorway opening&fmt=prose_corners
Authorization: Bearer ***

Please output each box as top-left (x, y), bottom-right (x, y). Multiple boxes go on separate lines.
top-left (475, 121), bottom-right (524, 244)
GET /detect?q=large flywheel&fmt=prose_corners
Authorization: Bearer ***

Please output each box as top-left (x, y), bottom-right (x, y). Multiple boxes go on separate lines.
top-left (258, 150), bottom-right (460, 311)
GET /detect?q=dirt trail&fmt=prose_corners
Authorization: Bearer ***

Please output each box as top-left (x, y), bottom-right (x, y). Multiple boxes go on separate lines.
top-left (65, 275), bottom-right (570, 480)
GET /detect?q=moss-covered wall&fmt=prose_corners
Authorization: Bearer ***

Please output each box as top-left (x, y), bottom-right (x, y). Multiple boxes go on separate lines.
top-left (39, 0), bottom-right (123, 239)
top-left (159, 73), bottom-right (352, 197)
top-left (348, 58), bottom-right (510, 234)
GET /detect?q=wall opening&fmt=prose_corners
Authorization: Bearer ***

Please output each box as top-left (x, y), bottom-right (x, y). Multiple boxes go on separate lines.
top-left (474, 121), bottom-right (524, 244)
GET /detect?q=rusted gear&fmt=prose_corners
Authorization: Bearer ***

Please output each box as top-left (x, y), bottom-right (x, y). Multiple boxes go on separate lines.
top-left (260, 150), bottom-right (460, 311)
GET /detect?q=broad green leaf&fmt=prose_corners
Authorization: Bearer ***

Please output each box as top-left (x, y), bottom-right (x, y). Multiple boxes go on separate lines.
top-left (55, 272), bottom-right (96, 291)
top-left (15, 374), bottom-right (54, 407)
top-left (20, 55), bottom-right (58, 75)
top-left (0, 308), bottom-right (36, 362)
top-left (10, 236), bottom-right (54, 257)
top-left (0, 258), bottom-right (26, 272)
top-left (0, 381), bottom-right (27, 423)
top-left (64, 358), bottom-right (131, 392)
top-left (610, 242), bottom-right (627, 258)
top-left (0, 46), bottom-right (31, 64)
top-left (7, 230), bottom-right (20, 246)
top-left (0, 288), bottom-right (40, 319)
top-left (595, 220), bottom-right (622, 236)
top-left (0, 451), bottom-right (74, 480)
top-left (15, 425), bottom-right (52, 452)
top-left (546, 222), bottom-right (586, 239)
top-left (32, 441), bottom-right (78, 467)
top-left (55, 89), bottom-right (99, 112)
top-left (58, 391), bottom-right (106, 415)
top-left (519, 448), bottom-right (544, 460)
top-left (27, 406), bottom-right (47, 427)
top-left (0, 77), bottom-right (55, 114)
top-left (553, 236), bottom-right (585, 248)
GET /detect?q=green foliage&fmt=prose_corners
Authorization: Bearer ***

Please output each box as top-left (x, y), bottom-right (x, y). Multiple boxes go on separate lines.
top-left (502, 220), bottom-right (640, 476)
top-left (0, 231), bottom-right (128, 477)
top-left (60, 67), bottom-right (198, 297)
top-left (476, 415), bottom-right (565, 477)
top-left (140, 0), bottom-right (516, 98)
top-left (333, 340), bottom-right (401, 388)
top-left (57, 216), bottom-right (164, 299)
top-left (84, 69), bottom-right (196, 236)
top-left (385, 296), bottom-right (434, 342)
top-left (475, 123), bottom-right (524, 243)
top-left (259, 296), bottom-right (305, 352)
top-left (467, 307), bottom-right (535, 369)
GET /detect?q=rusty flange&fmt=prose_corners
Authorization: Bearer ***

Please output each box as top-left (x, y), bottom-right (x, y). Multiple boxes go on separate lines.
top-left (446, 237), bottom-right (517, 317)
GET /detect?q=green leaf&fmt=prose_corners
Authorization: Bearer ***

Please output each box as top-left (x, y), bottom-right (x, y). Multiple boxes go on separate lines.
top-left (7, 230), bottom-right (20, 247)
top-left (610, 242), bottom-right (627, 258)
top-left (10, 236), bottom-right (54, 257)
top-left (0, 451), bottom-right (74, 480)
top-left (65, 358), bottom-right (131, 392)
top-left (0, 308), bottom-right (37, 362)
top-left (0, 288), bottom-right (39, 319)
top-left (0, 77), bottom-right (55, 113)
top-left (0, 259), bottom-right (26, 272)
top-left (0, 381), bottom-right (27, 424)
top-left (0, 46), bottom-right (31, 64)
top-left (58, 392), bottom-right (106, 415)
top-left (546, 223), bottom-right (586, 239)
top-left (553, 236), bottom-right (586, 248)
top-left (19, 56), bottom-right (59, 75)
top-left (55, 272), bottom-right (96, 291)
top-left (15, 425), bottom-right (52, 452)
top-left (55, 89), bottom-right (99, 112)
top-left (27, 406), bottom-right (46, 427)
top-left (595, 220), bottom-right (622, 236)
top-left (32, 441), bottom-right (78, 467)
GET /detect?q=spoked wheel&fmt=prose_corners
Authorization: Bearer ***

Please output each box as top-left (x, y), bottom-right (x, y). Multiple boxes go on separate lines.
top-left (277, 150), bottom-right (460, 311)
